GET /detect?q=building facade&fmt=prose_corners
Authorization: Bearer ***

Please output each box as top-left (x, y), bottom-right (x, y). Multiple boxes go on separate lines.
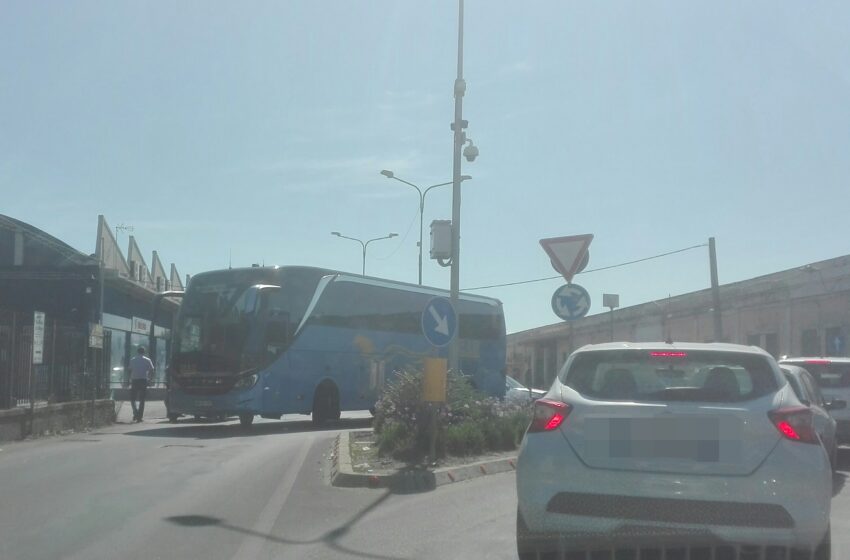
top-left (508, 254), bottom-right (850, 390)
top-left (0, 214), bottom-right (184, 408)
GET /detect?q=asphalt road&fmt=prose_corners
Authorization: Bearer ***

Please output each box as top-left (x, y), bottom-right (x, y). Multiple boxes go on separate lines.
top-left (0, 402), bottom-right (849, 560)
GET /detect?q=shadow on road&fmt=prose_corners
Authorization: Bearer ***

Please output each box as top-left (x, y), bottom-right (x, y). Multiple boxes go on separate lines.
top-left (124, 417), bottom-right (372, 440)
top-left (165, 490), bottom-right (405, 560)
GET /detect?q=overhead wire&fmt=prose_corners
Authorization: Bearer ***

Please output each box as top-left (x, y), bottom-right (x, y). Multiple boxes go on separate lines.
top-left (462, 243), bottom-right (708, 291)
top-left (374, 202), bottom-right (421, 260)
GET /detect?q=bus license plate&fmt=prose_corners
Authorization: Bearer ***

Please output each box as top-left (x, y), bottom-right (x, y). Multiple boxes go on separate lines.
top-left (195, 400), bottom-right (213, 408)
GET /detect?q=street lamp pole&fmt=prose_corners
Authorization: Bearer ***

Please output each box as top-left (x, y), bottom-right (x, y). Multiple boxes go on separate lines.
top-left (331, 232), bottom-right (398, 276)
top-left (380, 170), bottom-right (469, 285)
top-left (449, 0), bottom-right (466, 373)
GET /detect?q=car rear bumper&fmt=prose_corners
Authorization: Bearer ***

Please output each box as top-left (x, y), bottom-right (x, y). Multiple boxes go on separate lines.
top-left (516, 433), bottom-right (831, 549)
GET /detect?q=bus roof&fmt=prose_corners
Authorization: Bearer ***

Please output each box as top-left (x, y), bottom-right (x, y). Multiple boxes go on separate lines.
top-left (188, 266), bottom-right (502, 306)
top-left (330, 273), bottom-right (502, 307)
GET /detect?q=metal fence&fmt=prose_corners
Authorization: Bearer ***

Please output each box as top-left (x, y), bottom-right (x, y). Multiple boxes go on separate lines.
top-left (0, 310), bottom-right (108, 409)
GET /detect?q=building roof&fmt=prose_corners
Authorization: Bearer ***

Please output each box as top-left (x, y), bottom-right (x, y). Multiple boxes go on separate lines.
top-left (509, 253), bottom-right (850, 342)
top-left (0, 214), bottom-right (97, 267)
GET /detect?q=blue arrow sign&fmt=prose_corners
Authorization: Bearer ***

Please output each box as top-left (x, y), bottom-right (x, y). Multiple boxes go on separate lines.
top-left (422, 297), bottom-right (458, 347)
top-left (551, 284), bottom-right (591, 321)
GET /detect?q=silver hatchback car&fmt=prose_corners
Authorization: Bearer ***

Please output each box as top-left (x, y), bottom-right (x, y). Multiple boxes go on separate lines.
top-left (516, 342), bottom-right (832, 559)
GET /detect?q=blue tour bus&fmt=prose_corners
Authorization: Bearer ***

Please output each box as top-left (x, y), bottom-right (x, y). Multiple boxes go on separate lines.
top-left (166, 266), bottom-right (506, 426)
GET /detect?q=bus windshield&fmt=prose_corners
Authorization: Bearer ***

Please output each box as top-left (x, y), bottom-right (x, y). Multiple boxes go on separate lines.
top-left (175, 280), bottom-right (267, 374)
top-left (173, 268), bottom-right (328, 375)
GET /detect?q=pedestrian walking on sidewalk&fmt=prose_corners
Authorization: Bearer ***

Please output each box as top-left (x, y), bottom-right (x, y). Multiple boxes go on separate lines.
top-left (129, 346), bottom-right (154, 422)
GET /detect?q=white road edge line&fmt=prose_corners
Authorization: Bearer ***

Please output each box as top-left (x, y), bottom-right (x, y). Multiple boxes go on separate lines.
top-left (231, 434), bottom-right (315, 560)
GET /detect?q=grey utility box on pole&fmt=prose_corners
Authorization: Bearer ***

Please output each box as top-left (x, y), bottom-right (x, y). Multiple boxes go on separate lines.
top-left (430, 220), bottom-right (452, 260)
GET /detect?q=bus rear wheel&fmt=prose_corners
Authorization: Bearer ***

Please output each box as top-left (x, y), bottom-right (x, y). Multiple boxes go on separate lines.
top-left (239, 414), bottom-right (254, 428)
top-left (312, 382), bottom-right (340, 426)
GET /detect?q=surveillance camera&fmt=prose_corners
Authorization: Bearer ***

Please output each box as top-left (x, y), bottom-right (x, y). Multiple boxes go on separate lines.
top-left (463, 142), bottom-right (479, 162)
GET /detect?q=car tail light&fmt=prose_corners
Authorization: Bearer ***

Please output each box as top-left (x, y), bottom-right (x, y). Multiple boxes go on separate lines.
top-left (805, 359), bottom-right (831, 365)
top-left (650, 351), bottom-right (687, 358)
top-left (528, 398), bottom-right (571, 433)
top-left (768, 407), bottom-right (818, 444)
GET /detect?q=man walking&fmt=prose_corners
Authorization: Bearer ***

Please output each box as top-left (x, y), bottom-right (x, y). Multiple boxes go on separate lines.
top-left (129, 346), bottom-right (155, 422)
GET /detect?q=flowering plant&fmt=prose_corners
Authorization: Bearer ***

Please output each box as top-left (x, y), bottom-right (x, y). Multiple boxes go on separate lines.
top-left (373, 370), bottom-right (532, 460)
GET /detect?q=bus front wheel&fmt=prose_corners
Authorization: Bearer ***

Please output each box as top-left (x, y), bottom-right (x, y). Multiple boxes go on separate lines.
top-left (312, 383), bottom-right (340, 426)
top-left (239, 414), bottom-right (254, 428)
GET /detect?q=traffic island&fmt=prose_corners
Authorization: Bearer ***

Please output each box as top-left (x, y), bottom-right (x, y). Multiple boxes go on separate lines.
top-left (329, 430), bottom-right (517, 492)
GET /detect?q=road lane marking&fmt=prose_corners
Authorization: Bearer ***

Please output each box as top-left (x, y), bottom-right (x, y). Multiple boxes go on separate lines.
top-left (230, 434), bottom-right (314, 560)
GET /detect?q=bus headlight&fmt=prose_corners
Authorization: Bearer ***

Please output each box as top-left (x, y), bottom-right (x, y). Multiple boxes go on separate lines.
top-left (234, 373), bottom-right (259, 390)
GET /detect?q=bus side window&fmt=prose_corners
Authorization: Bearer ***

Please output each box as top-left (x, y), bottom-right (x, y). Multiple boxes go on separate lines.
top-left (265, 313), bottom-right (290, 356)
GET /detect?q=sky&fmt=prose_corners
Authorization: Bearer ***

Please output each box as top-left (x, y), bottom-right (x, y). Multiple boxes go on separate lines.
top-left (2, 1), bottom-right (850, 334)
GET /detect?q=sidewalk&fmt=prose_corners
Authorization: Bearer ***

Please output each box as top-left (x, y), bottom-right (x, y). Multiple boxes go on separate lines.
top-left (113, 399), bottom-right (168, 424)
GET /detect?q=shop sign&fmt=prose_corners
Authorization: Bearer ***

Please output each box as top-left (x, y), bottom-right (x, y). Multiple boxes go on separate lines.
top-left (89, 323), bottom-right (103, 349)
top-left (131, 316), bottom-right (151, 335)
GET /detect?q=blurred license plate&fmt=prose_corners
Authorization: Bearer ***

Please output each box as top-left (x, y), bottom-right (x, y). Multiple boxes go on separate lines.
top-left (194, 400), bottom-right (213, 408)
top-left (608, 418), bottom-right (720, 461)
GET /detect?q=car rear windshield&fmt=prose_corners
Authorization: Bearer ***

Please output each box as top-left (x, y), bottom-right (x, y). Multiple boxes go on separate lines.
top-left (781, 361), bottom-right (850, 388)
top-left (561, 350), bottom-right (779, 403)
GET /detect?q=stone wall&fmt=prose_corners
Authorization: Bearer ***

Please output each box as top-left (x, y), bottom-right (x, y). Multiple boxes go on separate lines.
top-left (0, 399), bottom-right (115, 442)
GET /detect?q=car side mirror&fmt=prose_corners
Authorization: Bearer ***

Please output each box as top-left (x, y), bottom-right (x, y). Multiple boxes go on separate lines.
top-left (827, 399), bottom-right (847, 411)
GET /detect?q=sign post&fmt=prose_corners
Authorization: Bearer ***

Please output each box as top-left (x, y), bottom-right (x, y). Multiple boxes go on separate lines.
top-left (88, 322), bottom-right (103, 424)
top-left (30, 311), bottom-right (45, 435)
top-left (421, 297), bottom-right (457, 463)
top-left (603, 293), bottom-right (620, 341)
top-left (423, 357), bottom-right (448, 461)
top-left (32, 311), bottom-right (45, 365)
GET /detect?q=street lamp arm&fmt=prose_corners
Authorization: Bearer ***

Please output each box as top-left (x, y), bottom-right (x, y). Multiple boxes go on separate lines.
top-left (389, 176), bottom-right (423, 196)
top-left (332, 233), bottom-right (365, 249)
top-left (422, 181), bottom-right (454, 198)
top-left (379, 169), bottom-right (460, 286)
top-left (364, 233), bottom-right (398, 248)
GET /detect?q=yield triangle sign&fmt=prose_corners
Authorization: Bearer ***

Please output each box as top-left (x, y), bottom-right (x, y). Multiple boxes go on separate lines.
top-left (539, 234), bottom-right (593, 283)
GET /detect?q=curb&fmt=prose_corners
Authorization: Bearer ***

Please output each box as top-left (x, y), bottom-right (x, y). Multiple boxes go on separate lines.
top-left (330, 431), bottom-right (517, 492)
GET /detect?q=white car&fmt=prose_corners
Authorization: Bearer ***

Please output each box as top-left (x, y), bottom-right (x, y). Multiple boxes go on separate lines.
top-left (779, 357), bottom-right (850, 445)
top-left (506, 375), bottom-right (546, 404)
top-left (516, 342), bottom-right (832, 559)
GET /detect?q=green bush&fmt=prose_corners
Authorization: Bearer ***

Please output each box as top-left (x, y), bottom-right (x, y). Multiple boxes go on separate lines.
top-left (377, 421), bottom-right (414, 457)
top-left (374, 369), bottom-right (533, 461)
top-left (445, 421), bottom-right (486, 456)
